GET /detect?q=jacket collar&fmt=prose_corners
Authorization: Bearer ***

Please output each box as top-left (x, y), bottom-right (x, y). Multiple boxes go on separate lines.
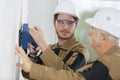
top-left (61, 36), bottom-right (77, 50)
top-left (99, 46), bottom-right (120, 58)
top-left (104, 46), bottom-right (120, 55)
top-left (51, 36), bottom-right (77, 50)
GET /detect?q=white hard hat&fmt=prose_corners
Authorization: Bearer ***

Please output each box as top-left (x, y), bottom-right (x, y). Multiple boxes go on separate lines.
top-left (85, 7), bottom-right (120, 38)
top-left (53, 0), bottom-right (80, 19)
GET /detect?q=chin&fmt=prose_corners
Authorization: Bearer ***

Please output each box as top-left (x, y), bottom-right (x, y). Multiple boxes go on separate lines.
top-left (59, 36), bottom-right (71, 40)
top-left (59, 34), bottom-right (72, 39)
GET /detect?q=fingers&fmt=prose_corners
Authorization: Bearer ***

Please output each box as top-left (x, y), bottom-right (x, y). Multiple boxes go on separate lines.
top-left (36, 47), bottom-right (41, 51)
top-left (29, 26), bottom-right (42, 34)
top-left (16, 63), bottom-right (29, 72)
top-left (28, 43), bottom-right (35, 48)
top-left (15, 45), bottom-right (33, 72)
top-left (28, 43), bottom-right (36, 53)
top-left (34, 26), bottom-right (39, 30)
top-left (29, 29), bottom-right (36, 37)
top-left (15, 45), bottom-right (26, 56)
top-left (34, 26), bottom-right (43, 33)
top-left (28, 26), bottom-right (43, 46)
top-left (15, 46), bottom-right (24, 58)
top-left (29, 28), bottom-right (39, 41)
top-left (15, 45), bottom-right (29, 61)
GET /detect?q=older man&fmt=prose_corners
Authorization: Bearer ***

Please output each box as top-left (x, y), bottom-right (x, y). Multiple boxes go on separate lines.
top-left (16, 7), bottom-right (120, 80)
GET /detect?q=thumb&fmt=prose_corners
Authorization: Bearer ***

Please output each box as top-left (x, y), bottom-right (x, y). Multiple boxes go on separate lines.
top-left (16, 63), bottom-right (24, 69)
top-left (16, 63), bottom-right (28, 72)
top-left (36, 46), bottom-right (41, 51)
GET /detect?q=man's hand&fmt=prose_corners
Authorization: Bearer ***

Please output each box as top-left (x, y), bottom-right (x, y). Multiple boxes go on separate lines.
top-left (29, 26), bottom-right (48, 52)
top-left (15, 45), bottom-right (33, 72)
top-left (28, 42), bottom-right (36, 53)
top-left (28, 42), bottom-right (41, 53)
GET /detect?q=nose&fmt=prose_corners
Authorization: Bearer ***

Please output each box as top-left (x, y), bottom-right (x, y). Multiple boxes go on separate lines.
top-left (88, 31), bottom-right (92, 36)
top-left (62, 23), bottom-right (69, 29)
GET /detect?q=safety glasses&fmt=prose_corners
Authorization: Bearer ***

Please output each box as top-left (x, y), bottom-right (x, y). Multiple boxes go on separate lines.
top-left (56, 19), bottom-right (76, 27)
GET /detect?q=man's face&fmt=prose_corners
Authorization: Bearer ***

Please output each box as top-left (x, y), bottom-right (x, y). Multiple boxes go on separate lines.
top-left (88, 27), bottom-right (102, 53)
top-left (54, 14), bottom-right (77, 40)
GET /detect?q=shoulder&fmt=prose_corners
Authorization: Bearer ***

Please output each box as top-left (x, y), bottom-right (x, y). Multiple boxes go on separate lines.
top-left (72, 42), bottom-right (90, 63)
top-left (98, 53), bottom-right (120, 79)
top-left (49, 44), bottom-right (56, 48)
top-left (77, 61), bottom-right (112, 80)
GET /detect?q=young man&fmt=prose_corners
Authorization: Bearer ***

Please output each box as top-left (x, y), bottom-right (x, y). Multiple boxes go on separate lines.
top-left (16, 7), bottom-right (120, 80)
top-left (21, 0), bottom-right (89, 79)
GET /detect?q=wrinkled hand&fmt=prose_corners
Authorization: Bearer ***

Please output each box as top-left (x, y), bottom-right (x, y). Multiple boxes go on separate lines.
top-left (15, 45), bottom-right (33, 72)
top-left (29, 26), bottom-right (48, 52)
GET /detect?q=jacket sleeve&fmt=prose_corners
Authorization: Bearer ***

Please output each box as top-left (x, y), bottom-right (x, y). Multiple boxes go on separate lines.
top-left (40, 47), bottom-right (65, 70)
top-left (21, 70), bottom-right (29, 79)
top-left (80, 61), bottom-right (112, 80)
top-left (30, 63), bottom-right (85, 80)
top-left (68, 52), bottom-right (86, 71)
top-left (21, 46), bottom-right (65, 79)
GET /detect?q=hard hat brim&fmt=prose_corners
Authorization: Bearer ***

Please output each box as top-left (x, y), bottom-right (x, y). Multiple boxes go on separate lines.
top-left (85, 7), bottom-right (120, 39)
top-left (85, 18), bottom-right (120, 38)
top-left (85, 18), bottom-right (103, 30)
top-left (85, 18), bottom-right (96, 27)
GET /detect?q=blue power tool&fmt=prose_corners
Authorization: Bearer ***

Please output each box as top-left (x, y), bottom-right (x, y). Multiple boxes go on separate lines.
top-left (19, 23), bottom-right (38, 53)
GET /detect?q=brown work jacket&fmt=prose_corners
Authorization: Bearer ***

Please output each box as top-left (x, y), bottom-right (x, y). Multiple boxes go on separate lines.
top-left (29, 46), bottom-right (120, 80)
top-left (22, 36), bottom-right (89, 79)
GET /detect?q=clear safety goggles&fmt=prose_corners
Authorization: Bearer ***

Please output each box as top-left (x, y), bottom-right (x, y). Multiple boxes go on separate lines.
top-left (56, 19), bottom-right (76, 27)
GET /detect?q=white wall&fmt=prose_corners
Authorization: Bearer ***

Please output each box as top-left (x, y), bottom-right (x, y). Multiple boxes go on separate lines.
top-left (0, 0), bottom-right (58, 79)
top-left (28, 0), bottom-right (58, 44)
top-left (20, 0), bottom-right (58, 79)
top-left (0, 0), bottom-right (22, 80)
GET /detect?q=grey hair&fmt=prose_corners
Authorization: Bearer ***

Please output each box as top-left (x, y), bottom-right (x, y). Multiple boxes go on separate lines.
top-left (99, 30), bottom-right (120, 46)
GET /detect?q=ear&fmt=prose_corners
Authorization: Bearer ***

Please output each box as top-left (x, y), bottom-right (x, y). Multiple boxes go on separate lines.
top-left (100, 33), bottom-right (108, 43)
top-left (53, 20), bottom-right (56, 27)
top-left (100, 34), bottom-right (105, 41)
top-left (75, 23), bottom-right (78, 29)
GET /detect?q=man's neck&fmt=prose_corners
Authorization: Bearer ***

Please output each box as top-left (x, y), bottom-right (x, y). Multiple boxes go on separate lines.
top-left (99, 42), bottom-right (117, 56)
top-left (57, 36), bottom-right (74, 46)
top-left (58, 39), bottom-right (68, 46)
